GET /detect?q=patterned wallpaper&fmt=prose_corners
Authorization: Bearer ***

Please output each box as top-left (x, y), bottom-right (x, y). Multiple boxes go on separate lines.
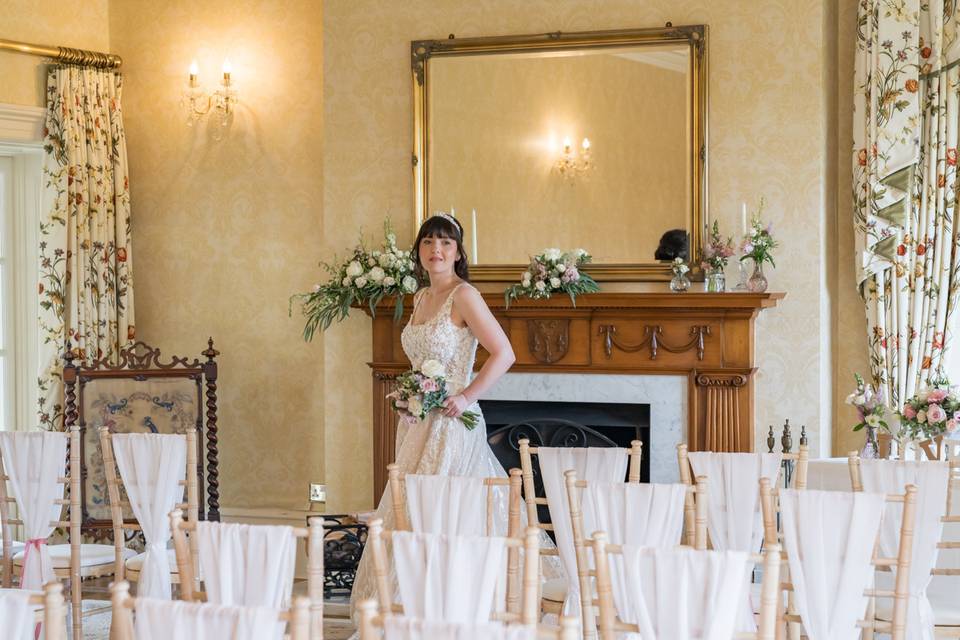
top-left (0, 0), bottom-right (110, 107)
top-left (108, 1), bottom-right (326, 510)
top-left (324, 0), bottom-right (854, 509)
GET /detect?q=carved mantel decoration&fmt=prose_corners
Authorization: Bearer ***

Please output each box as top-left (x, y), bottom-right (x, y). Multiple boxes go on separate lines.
top-left (366, 291), bottom-right (783, 502)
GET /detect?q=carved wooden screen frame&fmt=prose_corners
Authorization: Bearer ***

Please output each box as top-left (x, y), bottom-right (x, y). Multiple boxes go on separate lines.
top-left (62, 339), bottom-right (220, 537)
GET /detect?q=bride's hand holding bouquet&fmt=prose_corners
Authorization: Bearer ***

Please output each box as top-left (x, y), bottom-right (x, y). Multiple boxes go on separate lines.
top-left (387, 359), bottom-right (479, 430)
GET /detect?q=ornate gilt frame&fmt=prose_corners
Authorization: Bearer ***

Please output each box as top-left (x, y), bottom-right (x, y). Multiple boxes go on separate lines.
top-left (411, 24), bottom-right (708, 282)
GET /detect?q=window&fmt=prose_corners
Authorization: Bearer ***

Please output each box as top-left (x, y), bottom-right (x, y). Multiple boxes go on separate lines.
top-left (0, 149), bottom-right (42, 432)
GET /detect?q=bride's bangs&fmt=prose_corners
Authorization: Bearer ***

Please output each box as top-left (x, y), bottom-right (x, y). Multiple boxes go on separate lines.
top-left (419, 215), bottom-right (461, 241)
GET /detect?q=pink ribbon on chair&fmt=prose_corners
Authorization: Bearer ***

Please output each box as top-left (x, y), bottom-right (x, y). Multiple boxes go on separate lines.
top-left (19, 538), bottom-right (47, 590)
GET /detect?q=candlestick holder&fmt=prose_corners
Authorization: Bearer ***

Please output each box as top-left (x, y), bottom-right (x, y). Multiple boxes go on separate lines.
top-left (733, 257), bottom-right (749, 291)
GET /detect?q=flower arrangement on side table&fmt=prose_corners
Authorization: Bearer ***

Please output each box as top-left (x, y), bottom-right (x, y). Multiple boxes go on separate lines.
top-left (739, 198), bottom-right (778, 293)
top-left (388, 359), bottom-right (479, 430)
top-left (846, 373), bottom-right (888, 458)
top-left (291, 220), bottom-right (418, 341)
top-left (896, 373), bottom-right (960, 446)
top-left (504, 248), bottom-right (599, 307)
top-left (700, 221), bottom-right (735, 292)
top-left (669, 257), bottom-right (691, 292)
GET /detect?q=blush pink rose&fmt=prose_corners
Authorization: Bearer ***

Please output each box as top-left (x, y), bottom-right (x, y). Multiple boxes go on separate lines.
top-left (421, 378), bottom-right (438, 393)
top-left (927, 403), bottom-right (947, 424)
top-left (902, 404), bottom-right (917, 419)
top-left (927, 389), bottom-right (949, 402)
top-left (946, 419), bottom-right (959, 435)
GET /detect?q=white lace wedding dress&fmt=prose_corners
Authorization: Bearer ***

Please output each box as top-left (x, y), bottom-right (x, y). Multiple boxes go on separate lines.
top-left (349, 282), bottom-right (559, 619)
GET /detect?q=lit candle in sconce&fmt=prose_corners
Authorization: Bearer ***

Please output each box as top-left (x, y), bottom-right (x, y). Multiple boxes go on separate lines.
top-left (222, 59), bottom-right (232, 86)
top-left (562, 137), bottom-right (573, 154)
top-left (581, 138), bottom-right (591, 151)
top-left (471, 209), bottom-right (478, 265)
top-left (188, 60), bottom-right (199, 87)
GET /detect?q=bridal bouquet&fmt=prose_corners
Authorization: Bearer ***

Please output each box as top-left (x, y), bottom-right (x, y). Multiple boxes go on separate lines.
top-left (504, 247), bottom-right (599, 308)
top-left (388, 359), bottom-right (479, 430)
top-left (897, 373), bottom-right (960, 442)
top-left (847, 373), bottom-right (889, 434)
top-left (292, 220), bottom-right (419, 341)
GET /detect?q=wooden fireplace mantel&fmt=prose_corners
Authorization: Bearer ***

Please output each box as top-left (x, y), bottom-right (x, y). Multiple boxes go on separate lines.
top-left (366, 290), bottom-right (783, 501)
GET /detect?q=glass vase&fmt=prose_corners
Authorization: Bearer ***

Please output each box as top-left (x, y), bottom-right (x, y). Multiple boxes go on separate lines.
top-left (747, 261), bottom-right (768, 292)
top-left (670, 272), bottom-right (691, 292)
top-left (859, 426), bottom-right (879, 460)
top-left (705, 268), bottom-right (726, 292)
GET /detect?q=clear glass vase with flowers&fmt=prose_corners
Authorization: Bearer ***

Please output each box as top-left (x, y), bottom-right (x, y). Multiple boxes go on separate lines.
top-left (700, 221), bottom-right (735, 292)
top-left (847, 373), bottom-right (889, 459)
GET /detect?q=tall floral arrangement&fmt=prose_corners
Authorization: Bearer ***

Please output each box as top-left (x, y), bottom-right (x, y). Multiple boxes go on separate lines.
top-left (740, 198), bottom-right (778, 267)
top-left (847, 373), bottom-right (889, 434)
top-left (700, 221), bottom-right (735, 271)
top-left (291, 221), bottom-right (418, 340)
top-left (504, 248), bottom-right (599, 307)
top-left (896, 373), bottom-right (960, 442)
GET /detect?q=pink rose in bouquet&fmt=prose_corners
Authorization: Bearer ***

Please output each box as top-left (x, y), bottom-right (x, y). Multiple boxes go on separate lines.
top-left (387, 359), bottom-right (478, 430)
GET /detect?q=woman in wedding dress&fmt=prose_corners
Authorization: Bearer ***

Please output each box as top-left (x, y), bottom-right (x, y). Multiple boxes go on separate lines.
top-left (349, 213), bottom-right (532, 617)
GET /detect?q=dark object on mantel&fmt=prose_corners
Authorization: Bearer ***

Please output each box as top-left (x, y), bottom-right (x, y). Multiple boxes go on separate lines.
top-left (63, 339), bottom-right (221, 539)
top-left (654, 228), bottom-right (690, 262)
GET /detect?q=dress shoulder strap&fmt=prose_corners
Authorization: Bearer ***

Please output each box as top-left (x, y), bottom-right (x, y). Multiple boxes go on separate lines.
top-left (442, 282), bottom-right (470, 315)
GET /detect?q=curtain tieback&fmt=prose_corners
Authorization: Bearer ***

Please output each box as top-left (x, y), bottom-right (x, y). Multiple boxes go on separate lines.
top-left (20, 538), bottom-right (47, 589)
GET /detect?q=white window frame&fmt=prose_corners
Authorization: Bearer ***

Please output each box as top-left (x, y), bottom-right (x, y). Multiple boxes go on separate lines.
top-left (0, 103), bottom-right (44, 432)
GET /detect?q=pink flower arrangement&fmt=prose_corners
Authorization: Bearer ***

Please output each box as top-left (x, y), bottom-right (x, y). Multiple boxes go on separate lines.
top-left (896, 372), bottom-right (960, 442)
top-left (847, 373), bottom-right (888, 434)
top-left (701, 221), bottom-right (735, 271)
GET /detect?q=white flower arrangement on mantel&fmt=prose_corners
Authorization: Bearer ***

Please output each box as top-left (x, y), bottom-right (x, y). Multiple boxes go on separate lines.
top-left (504, 247), bottom-right (599, 307)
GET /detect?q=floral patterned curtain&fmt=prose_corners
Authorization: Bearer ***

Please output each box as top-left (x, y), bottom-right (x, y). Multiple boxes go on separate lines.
top-left (854, 1), bottom-right (960, 411)
top-left (37, 66), bottom-right (135, 429)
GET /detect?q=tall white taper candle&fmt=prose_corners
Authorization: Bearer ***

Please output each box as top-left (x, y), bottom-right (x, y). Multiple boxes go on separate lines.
top-left (741, 202), bottom-right (747, 236)
top-left (471, 209), bottom-right (478, 264)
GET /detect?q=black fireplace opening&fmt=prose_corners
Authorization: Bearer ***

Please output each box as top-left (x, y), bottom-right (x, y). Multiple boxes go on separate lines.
top-left (481, 399), bottom-right (651, 527)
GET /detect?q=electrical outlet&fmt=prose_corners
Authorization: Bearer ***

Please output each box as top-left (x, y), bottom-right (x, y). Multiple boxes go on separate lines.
top-left (309, 483), bottom-right (326, 503)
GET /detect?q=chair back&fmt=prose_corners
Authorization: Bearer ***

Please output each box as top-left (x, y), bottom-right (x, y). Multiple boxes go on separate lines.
top-left (110, 580), bottom-right (308, 640)
top-left (591, 534), bottom-right (780, 640)
top-left (0, 582), bottom-right (67, 640)
top-left (99, 427), bottom-right (198, 591)
top-left (169, 509), bottom-right (324, 639)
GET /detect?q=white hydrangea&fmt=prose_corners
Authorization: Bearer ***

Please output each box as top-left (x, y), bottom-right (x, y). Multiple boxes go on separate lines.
top-left (402, 275), bottom-right (419, 293)
top-left (355, 276), bottom-right (368, 288)
top-left (346, 261), bottom-right (363, 277)
top-left (544, 248), bottom-right (562, 261)
top-left (387, 233), bottom-right (397, 245)
top-left (369, 267), bottom-right (385, 282)
top-left (378, 253), bottom-right (394, 268)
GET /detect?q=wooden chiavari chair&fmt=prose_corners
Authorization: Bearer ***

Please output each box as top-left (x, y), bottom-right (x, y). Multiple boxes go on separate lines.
top-left (110, 580), bottom-right (310, 640)
top-left (565, 469), bottom-right (707, 639)
top-left (169, 509), bottom-right (325, 639)
top-left (848, 452), bottom-right (960, 637)
top-left (357, 598), bottom-right (580, 640)
top-left (0, 427), bottom-right (118, 640)
top-left (518, 438), bottom-right (642, 615)
top-left (98, 426), bottom-right (199, 591)
top-left (760, 477), bottom-right (916, 640)
top-left (0, 582), bottom-right (68, 640)
top-left (367, 517), bottom-right (542, 626)
top-left (590, 531), bottom-right (781, 640)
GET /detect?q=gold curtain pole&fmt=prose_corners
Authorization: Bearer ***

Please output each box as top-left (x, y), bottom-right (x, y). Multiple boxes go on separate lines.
top-left (0, 38), bottom-right (121, 68)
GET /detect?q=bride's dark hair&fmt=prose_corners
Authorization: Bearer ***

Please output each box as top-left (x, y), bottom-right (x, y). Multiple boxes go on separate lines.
top-left (413, 215), bottom-right (471, 283)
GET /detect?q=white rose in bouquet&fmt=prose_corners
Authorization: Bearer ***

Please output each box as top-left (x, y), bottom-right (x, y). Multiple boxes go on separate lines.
top-left (355, 276), bottom-right (368, 288)
top-left (420, 359), bottom-right (446, 378)
top-left (556, 263), bottom-right (566, 273)
top-left (346, 261), bottom-right (363, 277)
top-left (550, 277), bottom-right (561, 288)
top-left (383, 276), bottom-right (396, 286)
top-left (544, 248), bottom-right (562, 261)
top-left (574, 248), bottom-right (588, 259)
top-left (406, 395), bottom-right (423, 417)
top-left (341, 277), bottom-right (352, 286)
top-left (522, 271), bottom-right (532, 285)
top-left (535, 281), bottom-right (547, 292)
top-left (367, 257), bottom-right (376, 267)
top-left (402, 275), bottom-right (419, 293)
top-left (369, 267), bottom-right (385, 282)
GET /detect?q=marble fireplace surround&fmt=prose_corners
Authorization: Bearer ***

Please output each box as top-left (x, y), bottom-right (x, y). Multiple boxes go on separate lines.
top-left (482, 372), bottom-right (685, 483)
top-left (367, 290), bottom-right (783, 502)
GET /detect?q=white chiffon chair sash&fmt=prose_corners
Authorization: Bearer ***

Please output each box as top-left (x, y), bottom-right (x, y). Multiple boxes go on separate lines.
top-left (538, 447), bottom-right (628, 615)
top-left (195, 521), bottom-right (296, 608)
top-left (779, 489), bottom-right (885, 640)
top-left (0, 432), bottom-right (68, 590)
top-left (111, 433), bottom-right (187, 599)
top-left (0, 590), bottom-right (36, 639)
top-left (133, 597), bottom-right (283, 640)
top-left (687, 451), bottom-right (781, 630)
top-left (405, 475), bottom-right (487, 535)
top-left (383, 617), bottom-right (537, 640)
top-left (858, 460), bottom-right (950, 640)
top-left (393, 530), bottom-right (506, 623)
top-left (612, 545), bottom-right (750, 640)
top-left (582, 482), bottom-right (686, 547)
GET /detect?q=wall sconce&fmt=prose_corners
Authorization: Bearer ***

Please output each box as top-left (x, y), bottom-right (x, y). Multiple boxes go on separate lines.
top-left (554, 137), bottom-right (593, 181)
top-left (181, 59), bottom-right (238, 133)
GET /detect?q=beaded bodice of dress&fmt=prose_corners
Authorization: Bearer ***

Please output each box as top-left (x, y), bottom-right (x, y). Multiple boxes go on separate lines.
top-left (400, 284), bottom-right (478, 396)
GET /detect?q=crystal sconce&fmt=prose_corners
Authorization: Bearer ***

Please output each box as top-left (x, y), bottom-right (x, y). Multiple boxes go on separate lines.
top-left (181, 59), bottom-right (237, 137)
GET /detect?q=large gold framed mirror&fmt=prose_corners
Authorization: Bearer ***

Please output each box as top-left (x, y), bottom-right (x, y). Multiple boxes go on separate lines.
top-left (412, 24), bottom-right (707, 282)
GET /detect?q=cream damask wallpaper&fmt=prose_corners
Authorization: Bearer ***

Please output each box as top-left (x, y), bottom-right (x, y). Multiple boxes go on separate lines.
top-left (324, 0), bottom-right (854, 510)
top-left (108, 1), bottom-right (326, 510)
top-left (0, 0), bottom-right (110, 107)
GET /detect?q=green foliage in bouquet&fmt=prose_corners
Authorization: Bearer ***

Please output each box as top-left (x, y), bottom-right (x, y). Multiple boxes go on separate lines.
top-left (291, 220), bottom-right (419, 341)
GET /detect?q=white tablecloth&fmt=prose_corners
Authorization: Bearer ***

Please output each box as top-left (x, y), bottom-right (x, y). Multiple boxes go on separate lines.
top-left (807, 458), bottom-right (959, 604)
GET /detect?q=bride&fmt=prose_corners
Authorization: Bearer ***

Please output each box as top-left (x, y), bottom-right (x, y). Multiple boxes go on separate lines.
top-left (349, 212), bottom-right (525, 616)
